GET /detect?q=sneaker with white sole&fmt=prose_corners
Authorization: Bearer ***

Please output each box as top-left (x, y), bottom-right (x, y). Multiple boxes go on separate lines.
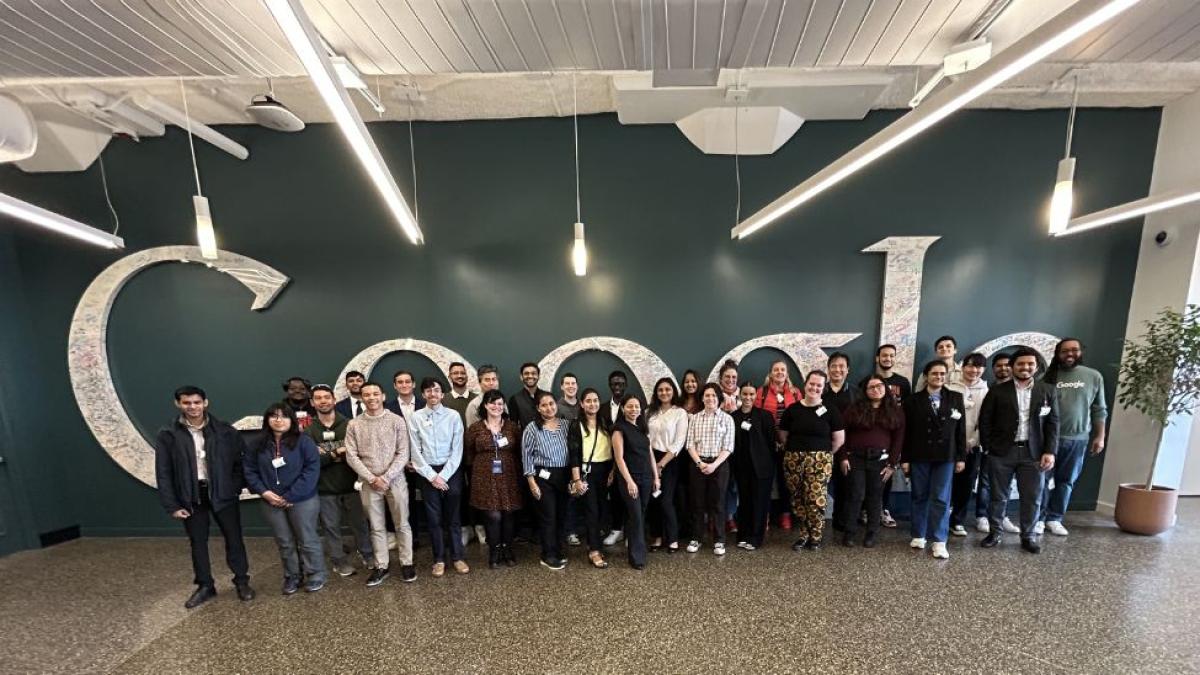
top-left (685, 540), bottom-right (701, 553)
top-left (881, 510), bottom-right (897, 528)
top-left (603, 530), bottom-right (624, 546)
top-left (1033, 521), bottom-right (1046, 535)
top-left (1001, 517), bottom-right (1021, 534)
top-left (475, 525), bottom-right (487, 544)
top-left (975, 517), bottom-right (990, 534)
top-left (1046, 521), bottom-right (1069, 536)
top-left (910, 537), bottom-right (927, 550)
top-left (713, 543), bottom-right (726, 556)
top-left (950, 525), bottom-right (968, 537)
top-left (931, 542), bottom-right (949, 559)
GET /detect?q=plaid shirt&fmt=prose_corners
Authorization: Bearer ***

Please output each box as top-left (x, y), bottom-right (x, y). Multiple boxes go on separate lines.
top-left (687, 409), bottom-right (735, 460)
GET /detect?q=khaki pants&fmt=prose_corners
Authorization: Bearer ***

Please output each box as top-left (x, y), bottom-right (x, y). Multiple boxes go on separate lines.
top-left (360, 478), bottom-right (413, 569)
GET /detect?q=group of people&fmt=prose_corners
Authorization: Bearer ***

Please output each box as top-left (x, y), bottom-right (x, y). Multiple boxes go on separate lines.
top-left (153, 336), bottom-right (1107, 608)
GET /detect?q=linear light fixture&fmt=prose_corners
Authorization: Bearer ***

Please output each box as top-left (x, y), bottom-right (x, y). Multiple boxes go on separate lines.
top-left (731, 0), bottom-right (1144, 240)
top-left (1055, 187), bottom-right (1200, 237)
top-left (265, 0), bottom-right (423, 245)
top-left (0, 192), bottom-right (124, 249)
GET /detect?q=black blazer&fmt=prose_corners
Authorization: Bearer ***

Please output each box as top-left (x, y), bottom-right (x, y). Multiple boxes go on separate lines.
top-left (732, 407), bottom-right (776, 480)
top-left (334, 397), bottom-right (362, 419)
top-left (568, 417), bottom-right (612, 468)
top-left (901, 389), bottom-right (967, 464)
top-left (154, 415), bottom-right (249, 514)
top-left (979, 380), bottom-right (1059, 459)
top-left (384, 395), bottom-right (425, 418)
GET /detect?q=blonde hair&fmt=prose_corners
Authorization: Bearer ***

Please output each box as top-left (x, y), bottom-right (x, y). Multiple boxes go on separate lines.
top-left (761, 359), bottom-right (801, 396)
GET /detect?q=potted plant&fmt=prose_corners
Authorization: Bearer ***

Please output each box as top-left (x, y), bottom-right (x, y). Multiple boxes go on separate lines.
top-left (1113, 305), bottom-right (1200, 534)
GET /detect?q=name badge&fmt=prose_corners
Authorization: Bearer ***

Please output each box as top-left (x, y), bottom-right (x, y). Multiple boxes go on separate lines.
top-left (538, 469), bottom-right (551, 480)
top-left (950, 409), bottom-right (962, 420)
top-left (492, 459), bottom-right (503, 475)
top-left (296, 411), bottom-right (308, 419)
top-left (322, 430), bottom-right (335, 441)
top-left (496, 435), bottom-right (510, 448)
top-left (740, 420), bottom-right (752, 431)
top-left (816, 406), bottom-right (827, 417)
top-left (880, 453), bottom-right (889, 461)
top-left (776, 393), bottom-right (784, 404)
top-left (271, 456), bottom-right (286, 468)
top-left (1040, 405), bottom-right (1051, 417)
top-left (353, 480), bottom-right (363, 492)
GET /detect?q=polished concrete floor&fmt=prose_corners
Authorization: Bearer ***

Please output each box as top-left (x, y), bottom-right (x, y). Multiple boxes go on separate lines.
top-left (1, 500), bottom-right (1197, 674)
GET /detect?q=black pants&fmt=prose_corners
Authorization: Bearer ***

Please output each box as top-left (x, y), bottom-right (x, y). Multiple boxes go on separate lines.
top-left (182, 489), bottom-right (249, 588)
top-left (949, 447), bottom-right (983, 528)
top-left (578, 461), bottom-right (612, 551)
top-left (481, 509), bottom-right (515, 548)
top-left (881, 473), bottom-right (894, 513)
top-left (689, 461), bottom-right (730, 545)
top-left (733, 463), bottom-right (773, 548)
top-left (988, 449), bottom-right (1045, 537)
top-left (608, 476), bottom-right (626, 534)
top-left (647, 451), bottom-right (682, 546)
top-left (534, 467), bottom-right (570, 561)
top-left (830, 466), bottom-right (850, 531)
top-left (618, 474), bottom-right (652, 566)
top-left (422, 467), bottom-right (465, 563)
top-left (675, 451), bottom-right (693, 540)
top-left (843, 455), bottom-right (885, 537)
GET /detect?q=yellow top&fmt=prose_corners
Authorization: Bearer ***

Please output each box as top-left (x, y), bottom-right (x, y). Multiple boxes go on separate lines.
top-left (581, 424), bottom-right (612, 463)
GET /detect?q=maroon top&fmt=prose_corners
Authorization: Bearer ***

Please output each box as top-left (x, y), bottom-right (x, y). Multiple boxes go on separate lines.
top-left (838, 418), bottom-right (905, 467)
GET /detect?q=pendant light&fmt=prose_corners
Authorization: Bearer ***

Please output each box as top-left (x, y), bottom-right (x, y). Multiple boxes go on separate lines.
top-left (1048, 75), bottom-right (1079, 235)
top-left (179, 80), bottom-right (218, 260)
top-left (571, 72), bottom-right (587, 277)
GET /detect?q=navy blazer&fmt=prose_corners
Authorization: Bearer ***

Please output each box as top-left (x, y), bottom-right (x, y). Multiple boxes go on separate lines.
top-left (901, 389), bottom-right (967, 464)
top-left (384, 395), bottom-right (426, 418)
top-left (978, 380), bottom-right (1060, 459)
top-left (334, 397), bottom-right (361, 419)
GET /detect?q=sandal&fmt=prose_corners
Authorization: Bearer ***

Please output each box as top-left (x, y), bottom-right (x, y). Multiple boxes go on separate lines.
top-left (589, 552), bottom-right (609, 569)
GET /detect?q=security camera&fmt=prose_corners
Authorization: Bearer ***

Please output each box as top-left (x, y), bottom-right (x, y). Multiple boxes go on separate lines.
top-left (1155, 230), bottom-right (1171, 247)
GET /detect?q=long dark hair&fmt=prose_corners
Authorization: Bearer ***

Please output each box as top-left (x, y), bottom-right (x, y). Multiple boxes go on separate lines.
top-left (844, 377), bottom-right (903, 430)
top-left (616, 393), bottom-right (647, 433)
top-left (259, 402), bottom-right (300, 451)
top-left (1043, 337), bottom-right (1083, 385)
top-left (578, 387), bottom-right (611, 435)
top-left (646, 377), bottom-right (681, 417)
top-left (533, 391), bottom-right (559, 429)
top-left (476, 389), bottom-right (507, 422)
top-left (680, 369), bottom-right (702, 413)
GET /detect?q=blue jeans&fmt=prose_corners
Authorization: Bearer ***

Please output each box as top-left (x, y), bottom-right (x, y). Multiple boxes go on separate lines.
top-left (261, 496), bottom-right (326, 584)
top-left (910, 461), bottom-right (954, 543)
top-left (1040, 437), bottom-right (1089, 523)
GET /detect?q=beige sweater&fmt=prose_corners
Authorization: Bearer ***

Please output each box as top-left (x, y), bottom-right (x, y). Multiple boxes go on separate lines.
top-left (345, 409), bottom-right (423, 484)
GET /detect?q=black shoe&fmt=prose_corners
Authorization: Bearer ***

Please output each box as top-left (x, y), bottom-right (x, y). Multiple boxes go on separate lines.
top-left (366, 567), bottom-right (389, 587)
top-left (400, 565), bottom-right (417, 582)
top-left (1021, 537), bottom-right (1042, 554)
top-left (981, 532), bottom-right (1001, 548)
top-left (804, 539), bottom-right (822, 551)
top-left (841, 532), bottom-right (856, 547)
top-left (235, 583), bottom-right (256, 602)
top-left (631, 561), bottom-right (645, 570)
top-left (184, 585), bottom-right (216, 609)
top-left (503, 545), bottom-right (518, 567)
top-left (281, 577), bottom-right (300, 596)
top-left (540, 557), bottom-right (566, 570)
top-left (791, 538), bottom-right (808, 551)
top-left (488, 546), bottom-right (500, 569)
top-left (863, 532), bottom-right (877, 548)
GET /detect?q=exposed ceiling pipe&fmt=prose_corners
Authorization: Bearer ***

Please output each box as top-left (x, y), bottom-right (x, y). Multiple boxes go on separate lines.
top-left (130, 92), bottom-right (249, 160)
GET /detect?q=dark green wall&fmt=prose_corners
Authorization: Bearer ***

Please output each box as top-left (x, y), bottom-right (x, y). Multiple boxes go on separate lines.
top-left (0, 109), bottom-right (1159, 541)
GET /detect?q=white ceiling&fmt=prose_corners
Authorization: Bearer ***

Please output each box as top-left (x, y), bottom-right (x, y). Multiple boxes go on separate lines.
top-left (0, 0), bottom-right (1199, 124)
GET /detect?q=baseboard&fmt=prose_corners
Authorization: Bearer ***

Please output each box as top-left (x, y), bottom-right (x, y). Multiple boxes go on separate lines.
top-left (38, 525), bottom-right (81, 547)
top-left (1094, 501), bottom-right (1116, 516)
top-left (82, 526), bottom-right (275, 537)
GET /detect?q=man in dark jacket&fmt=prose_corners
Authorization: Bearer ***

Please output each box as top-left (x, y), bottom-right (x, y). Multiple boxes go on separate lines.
top-left (978, 347), bottom-right (1059, 553)
top-left (154, 385), bottom-right (256, 608)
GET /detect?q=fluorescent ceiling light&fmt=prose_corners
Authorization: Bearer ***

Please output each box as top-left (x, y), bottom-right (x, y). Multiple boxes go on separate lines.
top-left (731, 0), bottom-right (1144, 240)
top-left (1048, 157), bottom-right (1076, 235)
top-left (1056, 187), bottom-right (1200, 237)
top-left (266, 0), bottom-right (423, 245)
top-left (0, 192), bottom-right (124, 249)
top-left (572, 222), bottom-right (587, 276)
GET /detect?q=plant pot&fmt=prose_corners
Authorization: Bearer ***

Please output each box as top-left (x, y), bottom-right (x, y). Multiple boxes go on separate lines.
top-left (1114, 483), bottom-right (1178, 535)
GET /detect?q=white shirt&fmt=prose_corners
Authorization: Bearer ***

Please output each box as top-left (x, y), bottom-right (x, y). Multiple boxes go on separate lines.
top-left (1015, 379), bottom-right (1033, 442)
top-left (396, 397), bottom-right (417, 421)
top-left (188, 425), bottom-right (207, 481)
top-left (609, 400), bottom-right (621, 423)
top-left (956, 378), bottom-right (988, 448)
top-left (350, 396), bottom-right (364, 418)
top-left (647, 406), bottom-right (689, 455)
top-left (450, 389), bottom-right (473, 400)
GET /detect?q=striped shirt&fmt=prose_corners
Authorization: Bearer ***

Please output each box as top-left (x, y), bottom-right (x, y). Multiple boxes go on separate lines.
top-left (687, 409), bottom-right (735, 460)
top-left (522, 418), bottom-right (571, 475)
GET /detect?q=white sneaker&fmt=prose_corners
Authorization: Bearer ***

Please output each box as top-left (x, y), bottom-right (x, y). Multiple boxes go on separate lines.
top-left (881, 510), bottom-right (897, 528)
top-left (910, 537), bottom-right (927, 550)
top-left (685, 540), bottom-right (701, 553)
top-left (931, 542), bottom-right (949, 559)
top-left (713, 543), bottom-right (726, 556)
top-left (950, 525), bottom-right (968, 537)
top-left (461, 527), bottom-right (472, 547)
top-left (975, 517), bottom-right (990, 534)
top-left (603, 530), bottom-right (624, 546)
top-left (1001, 517), bottom-right (1021, 534)
top-left (475, 525), bottom-right (487, 544)
top-left (1033, 521), bottom-right (1045, 535)
top-left (1046, 521), bottom-right (1069, 536)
